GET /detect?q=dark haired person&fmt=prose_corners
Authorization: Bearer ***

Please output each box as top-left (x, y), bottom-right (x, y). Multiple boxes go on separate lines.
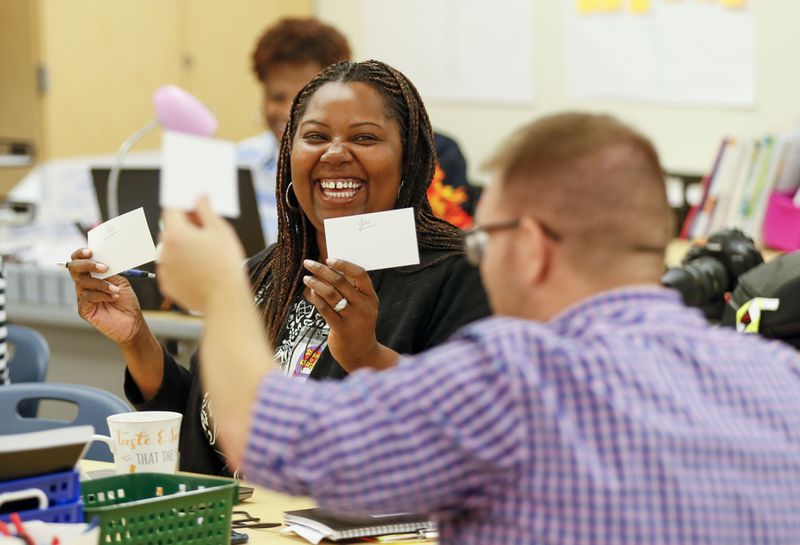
top-left (159, 111), bottom-right (800, 545)
top-left (238, 18), bottom-right (351, 243)
top-left (66, 60), bottom-right (489, 476)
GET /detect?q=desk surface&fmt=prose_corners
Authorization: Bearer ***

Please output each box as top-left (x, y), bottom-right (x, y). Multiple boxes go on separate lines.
top-left (80, 460), bottom-right (314, 544)
top-left (665, 238), bottom-right (781, 268)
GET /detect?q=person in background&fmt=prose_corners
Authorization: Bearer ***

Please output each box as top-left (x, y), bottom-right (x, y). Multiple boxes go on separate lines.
top-left (66, 60), bottom-right (489, 477)
top-left (158, 112), bottom-right (800, 544)
top-left (238, 18), bottom-right (351, 244)
top-left (0, 256), bottom-right (7, 384)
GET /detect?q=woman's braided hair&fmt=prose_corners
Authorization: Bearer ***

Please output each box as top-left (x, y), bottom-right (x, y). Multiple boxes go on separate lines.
top-left (252, 60), bottom-right (464, 341)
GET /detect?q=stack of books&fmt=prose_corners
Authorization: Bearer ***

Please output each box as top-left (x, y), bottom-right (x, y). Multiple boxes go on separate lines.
top-left (681, 130), bottom-right (800, 248)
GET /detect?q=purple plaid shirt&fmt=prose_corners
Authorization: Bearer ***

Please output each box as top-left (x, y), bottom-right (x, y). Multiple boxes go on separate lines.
top-left (244, 287), bottom-right (800, 544)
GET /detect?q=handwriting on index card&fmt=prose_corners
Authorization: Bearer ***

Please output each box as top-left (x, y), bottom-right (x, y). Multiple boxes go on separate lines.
top-left (358, 217), bottom-right (377, 232)
top-left (104, 224), bottom-right (119, 241)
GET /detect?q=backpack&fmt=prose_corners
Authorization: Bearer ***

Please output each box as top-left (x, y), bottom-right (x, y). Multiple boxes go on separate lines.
top-left (720, 252), bottom-right (800, 349)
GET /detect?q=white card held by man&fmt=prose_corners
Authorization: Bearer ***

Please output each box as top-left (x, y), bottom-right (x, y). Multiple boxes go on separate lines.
top-left (87, 207), bottom-right (157, 279)
top-left (324, 208), bottom-right (420, 271)
top-left (160, 130), bottom-right (239, 217)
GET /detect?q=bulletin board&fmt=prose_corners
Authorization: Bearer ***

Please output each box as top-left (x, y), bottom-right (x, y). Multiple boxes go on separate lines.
top-left (319, 0), bottom-right (798, 177)
top-left (565, 0), bottom-right (755, 107)
top-left (360, 0), bottom-right (535, 104)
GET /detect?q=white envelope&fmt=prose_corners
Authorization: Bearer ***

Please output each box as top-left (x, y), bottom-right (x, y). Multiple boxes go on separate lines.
top-left (88, 207), bottom-right (157, 279)
top-left (160, 131), bottom-right (239, 217)
top-left (324, 208), bottom-right (420, 271)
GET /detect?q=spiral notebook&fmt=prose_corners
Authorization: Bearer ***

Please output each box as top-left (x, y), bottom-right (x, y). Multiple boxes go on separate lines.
top-left (283, 508), bottom-right (436, 542)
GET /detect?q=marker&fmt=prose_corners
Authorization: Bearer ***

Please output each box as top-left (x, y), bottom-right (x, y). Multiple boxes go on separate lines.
top-left (57, 262), bottom-right (156, 279)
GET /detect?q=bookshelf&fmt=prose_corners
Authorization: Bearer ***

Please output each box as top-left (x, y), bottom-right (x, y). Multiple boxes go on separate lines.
top-left (680, 132), bottom-right (800, 252)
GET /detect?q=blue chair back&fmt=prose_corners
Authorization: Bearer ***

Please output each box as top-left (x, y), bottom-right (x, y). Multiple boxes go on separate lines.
top-left (7, 324), bottom-right (50, 417)
top-left (7, 324), bottom-right (49, 383)
top-left (0, 382), bottom-right (132, 462)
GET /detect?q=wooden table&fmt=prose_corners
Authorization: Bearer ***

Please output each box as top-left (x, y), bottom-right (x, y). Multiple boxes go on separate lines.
top-left (80, 460), bottom-right (315, 544)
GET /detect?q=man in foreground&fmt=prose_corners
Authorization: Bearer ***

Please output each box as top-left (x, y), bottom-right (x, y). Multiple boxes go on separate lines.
top-left (157, 113), bottom-right (800, 544)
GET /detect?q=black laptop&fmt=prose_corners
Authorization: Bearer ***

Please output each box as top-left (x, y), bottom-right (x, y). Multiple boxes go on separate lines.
top-left (91, 167), bottom-right (267, 257)
top-left (91, 167), bottom-right (266, 310)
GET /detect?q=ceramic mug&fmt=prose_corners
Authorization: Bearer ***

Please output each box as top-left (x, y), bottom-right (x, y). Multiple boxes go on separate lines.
top-left (91, 411), bottom-right (182, 474)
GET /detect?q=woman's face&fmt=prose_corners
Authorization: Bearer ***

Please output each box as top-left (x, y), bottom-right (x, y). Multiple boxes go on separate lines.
top-left (290, 81), bottom-right (403, 231)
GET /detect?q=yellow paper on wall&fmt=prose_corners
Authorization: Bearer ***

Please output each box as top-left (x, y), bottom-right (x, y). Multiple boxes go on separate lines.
top-left (720, 0), bottom-right (746, 8)
top-left (578, 0), bottom-right (599, 14)
top-left (598, 0), bottom-right (622, 11)
top-left (629, 0), bottom-right (651, 14)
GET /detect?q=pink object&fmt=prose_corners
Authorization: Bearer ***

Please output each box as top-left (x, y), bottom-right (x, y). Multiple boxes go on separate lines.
top-left (152, 84), bottom-right (217, 136)
top-left (763, 191), bottom-right (800, 251)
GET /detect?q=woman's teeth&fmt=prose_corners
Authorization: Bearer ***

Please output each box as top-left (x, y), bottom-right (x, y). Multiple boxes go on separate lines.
top-left (319, 179), bottom-right (362, 200)
top-left (320, 180), bottom-right (361, 189)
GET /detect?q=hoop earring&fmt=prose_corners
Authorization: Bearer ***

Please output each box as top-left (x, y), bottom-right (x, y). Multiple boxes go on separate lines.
top-left (397, 179), bottom-right (405, 200)
top-left (285, 182), bottom-right (301, 213)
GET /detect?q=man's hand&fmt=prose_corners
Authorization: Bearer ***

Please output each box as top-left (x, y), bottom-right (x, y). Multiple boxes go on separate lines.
top-left (157, 196), bottom-right (248, 314)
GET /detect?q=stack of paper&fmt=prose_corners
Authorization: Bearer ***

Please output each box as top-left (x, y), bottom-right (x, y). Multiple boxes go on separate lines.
top-left (282, 508), bottom-right (436, 544)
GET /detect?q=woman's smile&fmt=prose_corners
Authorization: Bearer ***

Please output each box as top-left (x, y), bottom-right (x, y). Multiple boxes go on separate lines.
top-left (315, 178), bottom-right (365, 203)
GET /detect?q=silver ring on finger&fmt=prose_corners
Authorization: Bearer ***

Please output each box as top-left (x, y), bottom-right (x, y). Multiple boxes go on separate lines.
top-left (333, 297), bottom-right (348, 312)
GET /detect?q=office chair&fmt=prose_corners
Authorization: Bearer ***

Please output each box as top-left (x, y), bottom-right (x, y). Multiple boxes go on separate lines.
top-left (7, 324), bottom-right (49, 383)
top-left (0, 382), bottom-right (132, 462)
top-left (7, 324), bottom-right (50, 417)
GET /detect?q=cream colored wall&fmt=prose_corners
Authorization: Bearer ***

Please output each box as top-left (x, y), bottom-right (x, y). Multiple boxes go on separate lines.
top-left (316, 0), bottom-right (800, 183)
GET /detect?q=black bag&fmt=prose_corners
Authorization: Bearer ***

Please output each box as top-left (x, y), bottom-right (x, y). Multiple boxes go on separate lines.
top-left (720, 252), bottom-right (800, 349)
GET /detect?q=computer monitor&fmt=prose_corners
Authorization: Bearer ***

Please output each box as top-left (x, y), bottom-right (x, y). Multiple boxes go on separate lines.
top-left (91, 167), bottom-right (267, 258)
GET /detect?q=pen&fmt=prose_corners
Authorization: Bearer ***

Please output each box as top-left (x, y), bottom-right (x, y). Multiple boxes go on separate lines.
top-left (119, 268), bottom-right (156, 279)
top-left (56, 262), bottom-right (156, 279)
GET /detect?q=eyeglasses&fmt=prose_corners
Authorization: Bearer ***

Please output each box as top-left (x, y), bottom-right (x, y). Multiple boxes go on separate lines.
top-left (463, 218), bottom-right (560, 267)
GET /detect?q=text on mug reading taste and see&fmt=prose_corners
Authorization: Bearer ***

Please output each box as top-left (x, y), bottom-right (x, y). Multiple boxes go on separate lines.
top-left (115, 429), bottom-right (179, 449)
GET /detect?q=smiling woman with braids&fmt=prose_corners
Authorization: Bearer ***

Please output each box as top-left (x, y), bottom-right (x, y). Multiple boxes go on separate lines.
top-left (64, 60), bottom-right (489, 476)
top-left (254, 60), bottom-right (487, 376)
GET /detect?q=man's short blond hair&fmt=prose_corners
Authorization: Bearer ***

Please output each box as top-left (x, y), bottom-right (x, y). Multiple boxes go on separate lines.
top-left (485, 112), bottom-right (672, 277)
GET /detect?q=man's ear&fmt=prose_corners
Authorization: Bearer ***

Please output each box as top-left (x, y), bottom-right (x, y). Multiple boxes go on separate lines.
top-left (517, 215), bottom-right (553, 287)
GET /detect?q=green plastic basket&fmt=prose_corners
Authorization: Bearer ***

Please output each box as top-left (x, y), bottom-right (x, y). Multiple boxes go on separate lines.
top-left (81, 473), bottom-right (238, 545)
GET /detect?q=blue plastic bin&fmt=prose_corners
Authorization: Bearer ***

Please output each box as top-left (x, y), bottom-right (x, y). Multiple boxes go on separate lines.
top-left (0, 469), bottom-right (80, 506)
top-left (0, 469), bottom-right (84, 523)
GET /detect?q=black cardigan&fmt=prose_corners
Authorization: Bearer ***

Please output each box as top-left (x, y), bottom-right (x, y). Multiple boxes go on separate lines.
top-left (124, 248), bottom-right (490, 476)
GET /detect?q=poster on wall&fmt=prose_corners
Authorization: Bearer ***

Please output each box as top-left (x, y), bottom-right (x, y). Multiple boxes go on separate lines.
top-left (361, 0), bottom-right (534, 104)
top-left (565, 0), bottom-right (755, 107)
